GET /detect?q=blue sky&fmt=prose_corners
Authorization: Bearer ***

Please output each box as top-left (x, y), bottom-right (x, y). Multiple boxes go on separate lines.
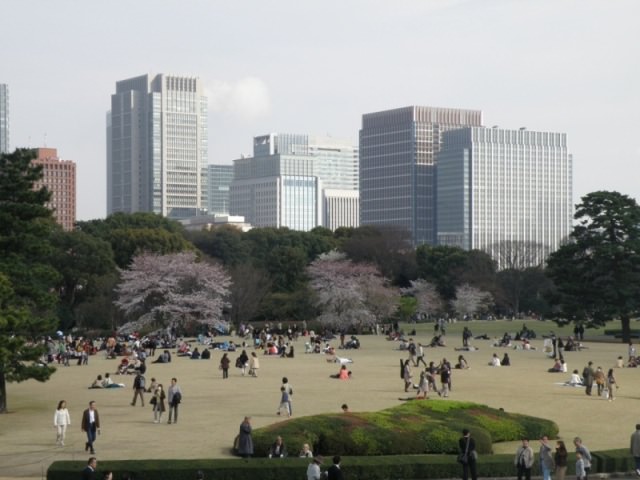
top-left (3, 0), bottom-right (639, 220)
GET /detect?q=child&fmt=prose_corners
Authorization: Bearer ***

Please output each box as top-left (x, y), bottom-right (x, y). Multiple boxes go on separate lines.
top-left (277, 386), bottom-right (291, 417)
top-left (576, 452), bottom-right (586, 480)
top-left (416, 371), bottom-right (429, 399)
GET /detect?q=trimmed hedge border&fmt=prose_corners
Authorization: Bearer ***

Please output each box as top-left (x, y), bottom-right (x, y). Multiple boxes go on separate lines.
top-left (47, 449), bottom-right (635, 480)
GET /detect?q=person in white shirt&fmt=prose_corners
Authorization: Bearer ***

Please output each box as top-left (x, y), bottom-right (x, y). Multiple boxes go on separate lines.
top-left (489, 353), bottom-right (501, 367)
top-left (306, 456), bottom-right (323, 480)
top-left (54, 400), bottom-right (71, 446)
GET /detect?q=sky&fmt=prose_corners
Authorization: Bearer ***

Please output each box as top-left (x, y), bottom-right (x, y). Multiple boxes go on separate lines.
top-left (3, 0), bottom-right (639, 221)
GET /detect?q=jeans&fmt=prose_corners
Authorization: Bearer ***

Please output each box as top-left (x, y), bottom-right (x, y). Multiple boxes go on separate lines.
top-left (542, 465), bottom-right (552, 480)
top-left (168, 403), bottom-right (179, 423)
top-left (86, 423), bottom-right (97, 451)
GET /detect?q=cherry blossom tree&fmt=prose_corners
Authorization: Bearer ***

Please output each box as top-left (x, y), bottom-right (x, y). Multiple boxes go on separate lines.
top-left (401, 279), bottom-right (444, 319)
top-left (451, 283), bottom-right (493, 319)
top-left (308, 251), bottom-right (397, 332)
top-left (114, 252), bottom-right (231, 333)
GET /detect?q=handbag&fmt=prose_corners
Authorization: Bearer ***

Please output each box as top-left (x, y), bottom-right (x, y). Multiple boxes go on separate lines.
top-left (150, 396), bottom-right (157, 405)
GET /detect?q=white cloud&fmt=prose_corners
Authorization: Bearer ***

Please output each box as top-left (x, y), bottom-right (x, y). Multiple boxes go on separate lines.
top-left (206, 77), bottom-right (271, 120)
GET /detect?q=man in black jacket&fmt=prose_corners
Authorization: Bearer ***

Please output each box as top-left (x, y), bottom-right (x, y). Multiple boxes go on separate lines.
top-left (327, 455), bottom-right (344, 480)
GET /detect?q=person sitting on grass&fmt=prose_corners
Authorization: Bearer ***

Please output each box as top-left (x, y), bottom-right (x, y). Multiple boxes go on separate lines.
top-left (565, 369), bottom-right (583, 386)
top-left (330, 365), bottom-right (351, 380)
top-left (268, 435), bottom-right (288, 458)
top-left (89, 375), bottom-right (104, 389)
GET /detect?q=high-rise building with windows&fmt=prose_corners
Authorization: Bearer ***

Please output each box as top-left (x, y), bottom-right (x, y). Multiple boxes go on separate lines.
top-left (0, 84), bottom-right (9, 154)
top-left (230, 133), bottom-right (359, 231)
top-left (206, 164), bottom-right (233, 215)
top-left (107, 74), bottom-right (208, 219)
top-left (436, 127), bottom-right (573, 267)
top-left (32, 148), bottom-right (76, 231)
top-left (359, 106), bottom-right (482, 245)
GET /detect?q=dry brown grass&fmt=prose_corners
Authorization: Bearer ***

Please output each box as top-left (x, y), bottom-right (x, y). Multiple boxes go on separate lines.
top-left (0, 323), bottom-right (636, 479)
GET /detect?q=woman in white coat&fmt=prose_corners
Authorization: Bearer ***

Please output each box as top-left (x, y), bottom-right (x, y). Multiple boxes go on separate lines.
top-left (54, 400), bottom-right (71, 446)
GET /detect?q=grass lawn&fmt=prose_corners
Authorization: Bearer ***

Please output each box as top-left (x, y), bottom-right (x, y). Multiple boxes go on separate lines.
top-left (0, 319), bottom-right (638, 480)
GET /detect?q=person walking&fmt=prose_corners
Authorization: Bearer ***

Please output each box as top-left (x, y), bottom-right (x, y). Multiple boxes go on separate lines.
top-left (630, 424), bottom-right (640, 476)
top-left (307, 455), bottom-right (324, 480)
top-left (573, 437), bottom-right (592, 480)
top-left (593, 367), bottom-right (606, 397)
top-left (131, 372), bottom-right (145, 406)
top-left (53, 400), bottom-right (71, 446)
top-left (402, 359), bottom-right (412, 393)
top-left (539, 436), bottom-right (555, 480)
top-left (249, 352), bottom-right (260, 377)
top-left (582, 362), bottom-right (595, 396)
top-left (514, 438), bottom-right (534, 480)
top-left (281, 377), bottom-right (293, 415)
top-left (555, 440), bottom-right (568, 480)
top-left (152, 383), bottom-right (166, 423)
top-left (576, 452), bottom-right (586, 480)
top-left (606, 368), bottom-right (618, 401)
top-left (416, 343), bottom-right (427, 367)
top-left (81, 401), bottom-right (100, 454)
top-left (167, 377), bottom-right (182, 424)
top-left (220, 353), bottom-right (230, 379)
top-left (238, 416), bottom-right (254, 459)
top-left (459, 428), bottom-right (478, 480)
top-left (277, 386), bottom-right (291, 417)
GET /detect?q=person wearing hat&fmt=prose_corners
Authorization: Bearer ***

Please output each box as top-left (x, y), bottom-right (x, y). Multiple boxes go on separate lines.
top-left (306, 455), bottom-right (324, 480)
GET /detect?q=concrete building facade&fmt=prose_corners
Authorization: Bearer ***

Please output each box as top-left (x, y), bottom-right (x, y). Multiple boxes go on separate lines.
top-left (230, 133), bottom-right (359, 231)
top-left (0, 84), bottom-right (8, 154)
top-left (32, 148), bottom-right (76, 231)
top-left (107, 74), bottom-right (207, 219)
top-left (359, 106), bottom-right (482, 245)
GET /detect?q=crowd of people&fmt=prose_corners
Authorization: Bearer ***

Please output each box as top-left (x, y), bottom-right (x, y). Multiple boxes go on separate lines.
top-left (45, 320), bottom-right (634, 480)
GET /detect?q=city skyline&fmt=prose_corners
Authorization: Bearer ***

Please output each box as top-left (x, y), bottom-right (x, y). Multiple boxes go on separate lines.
top-left (3, 0), bottom-right (639, 220)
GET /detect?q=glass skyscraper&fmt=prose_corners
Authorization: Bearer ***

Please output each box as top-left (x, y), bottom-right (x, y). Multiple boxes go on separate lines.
top-left (230, 133), bottom-right (359, 231)
top-left (107, 74), bottom-right (208, 219)
top-left (359, 106), bottom-right (482, 245)
top-left (206, 164), bottom-right (234, 215)
top-left (0, 84), bottom-right (9, 154)
top-left (436, 127), bottom-right (573, 267)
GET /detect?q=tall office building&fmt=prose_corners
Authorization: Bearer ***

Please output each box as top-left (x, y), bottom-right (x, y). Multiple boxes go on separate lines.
top-left (206, 164), bottom-right (234, 215)
top-left (0, 84), bottom-right (9, 153)
top-left (230, 133), bottom-right (359, 231)
top-left (107, 74), bottom-right (208, 219)
top-left (32, 148), bottom-right (76, 231)
top-left (436, 127), bottom-right (573, 267)
top-left (359, 106), bottom-right (482, 245)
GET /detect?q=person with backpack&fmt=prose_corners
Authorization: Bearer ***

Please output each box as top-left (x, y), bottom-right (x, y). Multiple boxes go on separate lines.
top-left (131, 372), bottom-right (145, 407)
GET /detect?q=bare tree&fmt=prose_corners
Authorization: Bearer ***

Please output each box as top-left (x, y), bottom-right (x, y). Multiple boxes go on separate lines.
top-left (488, 240), bottom-right (549, 271)
top-left (114, 252), bottom-right (231, 333)
top-left (229, 264), bottom-right (272, 327)
top-left (452, 283), bottom-right (493, 319)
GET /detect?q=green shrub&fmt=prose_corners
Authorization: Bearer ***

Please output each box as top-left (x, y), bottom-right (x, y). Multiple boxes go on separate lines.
top-left (47, 450), bottom-right (638, 480)
top-left (252, 400), bottom-right (556, 457)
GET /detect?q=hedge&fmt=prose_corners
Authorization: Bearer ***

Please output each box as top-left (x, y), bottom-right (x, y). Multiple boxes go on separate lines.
top-left (47, 449), bottom-right (636, 480)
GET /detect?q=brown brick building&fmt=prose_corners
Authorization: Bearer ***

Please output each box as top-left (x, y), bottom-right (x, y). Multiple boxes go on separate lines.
top-left (32, 148), bottom-right (76, 231)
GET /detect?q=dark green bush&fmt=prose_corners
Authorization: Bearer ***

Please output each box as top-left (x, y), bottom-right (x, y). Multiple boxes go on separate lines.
top-left (47, 450), bottom-right (638, 480)
top-left (252, 399), bottom-right (556, 456)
